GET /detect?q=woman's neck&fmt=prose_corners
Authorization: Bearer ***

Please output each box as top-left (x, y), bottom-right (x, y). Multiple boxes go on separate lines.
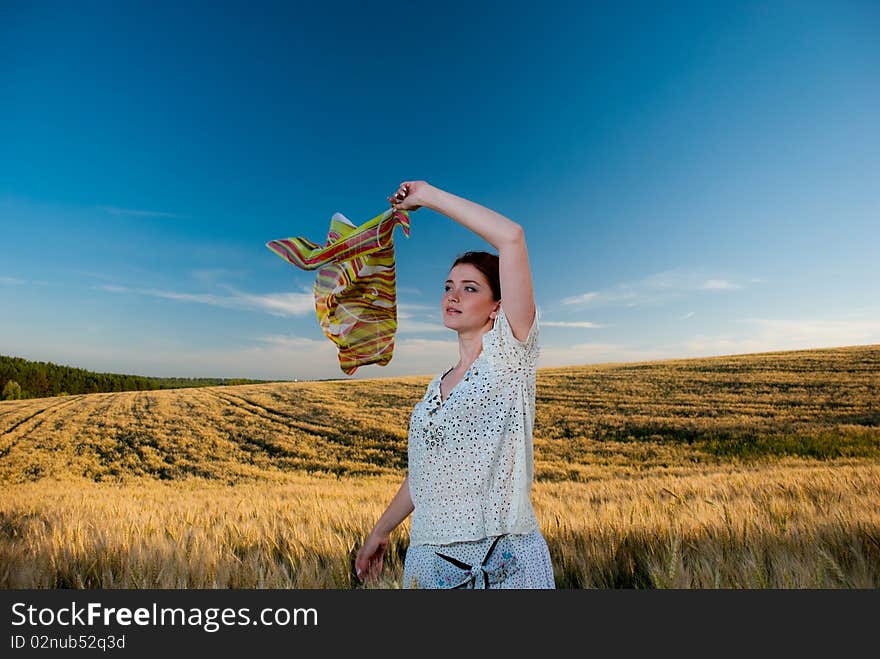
top-left (454, 320), bottom-right (492, 370)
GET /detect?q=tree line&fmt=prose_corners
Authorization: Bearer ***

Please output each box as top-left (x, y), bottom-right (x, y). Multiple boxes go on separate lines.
top-left (1, 355), bottom-right (275, 400)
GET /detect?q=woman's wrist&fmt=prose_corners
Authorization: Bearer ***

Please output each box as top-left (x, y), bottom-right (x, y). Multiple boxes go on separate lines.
top-left (420, 182), bottom-right (445, 210)
top-left (369, 524), bottom-right (392, 540)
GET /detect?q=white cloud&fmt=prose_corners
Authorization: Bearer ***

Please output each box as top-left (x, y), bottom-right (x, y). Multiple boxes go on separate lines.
top-left (561, 291), bottom-right (600, 305)
top-left (735, 316), bottom-right (880, 347)
top-left (562, 267), bottom-right (752, 308)
top-left (536, 314), bottom-right (880, 370)
top-left (94, 283), bottom-right (314, 317)
top-left (230, 290), bottom-right (315, 316)
top-left (0, 276), bottom-right (25, 285)
top-left (542, 321), bottom-right (604, 328)
top-left (148, 290), bottom-right (226, 304)
top-left (700, 279), bottom-right (741, 290)
top-left (99, 206), bottom-right (184, 218)
top-left (679, 316), bottom-right (880, 357)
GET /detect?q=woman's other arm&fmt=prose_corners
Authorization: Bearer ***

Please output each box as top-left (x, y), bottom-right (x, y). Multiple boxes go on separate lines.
top-left (354, 475), bottom-right (414, 582)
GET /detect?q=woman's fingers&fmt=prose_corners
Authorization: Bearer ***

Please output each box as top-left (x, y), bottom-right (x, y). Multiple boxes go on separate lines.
top-left (388, 183), bottom-right (414, 209)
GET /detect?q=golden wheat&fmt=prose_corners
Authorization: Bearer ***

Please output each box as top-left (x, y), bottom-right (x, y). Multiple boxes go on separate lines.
top-left (1, 344), bottom-right (878, 587)
top-left (1, 462), bottom-right (877, 588)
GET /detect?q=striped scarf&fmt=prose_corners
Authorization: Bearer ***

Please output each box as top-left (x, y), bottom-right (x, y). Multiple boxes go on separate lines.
top-left (266, 208), bottom-right (411, 375)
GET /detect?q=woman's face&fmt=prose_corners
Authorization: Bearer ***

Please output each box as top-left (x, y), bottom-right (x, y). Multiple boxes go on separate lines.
top-left (442, 263), bottom-right (499, 332)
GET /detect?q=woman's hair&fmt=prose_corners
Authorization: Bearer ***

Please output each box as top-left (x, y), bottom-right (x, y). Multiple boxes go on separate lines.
top-left (451, 251), bottom-right (501, 301)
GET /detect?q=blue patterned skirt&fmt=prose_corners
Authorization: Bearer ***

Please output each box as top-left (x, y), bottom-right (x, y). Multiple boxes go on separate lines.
top-left (402, 528), bottom-right (555, 589)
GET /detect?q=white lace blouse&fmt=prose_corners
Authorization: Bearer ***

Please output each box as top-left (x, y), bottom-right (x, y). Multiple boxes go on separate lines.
top-left (407, 306), bottom-right (541, 546)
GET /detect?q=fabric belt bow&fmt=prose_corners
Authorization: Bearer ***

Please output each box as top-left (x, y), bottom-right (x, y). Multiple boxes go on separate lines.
top-left (434, 535), bottom-right (509, 589)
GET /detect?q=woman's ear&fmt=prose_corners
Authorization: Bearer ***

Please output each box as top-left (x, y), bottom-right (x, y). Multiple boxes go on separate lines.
top-left (490, 301), bottom-right (501, 319)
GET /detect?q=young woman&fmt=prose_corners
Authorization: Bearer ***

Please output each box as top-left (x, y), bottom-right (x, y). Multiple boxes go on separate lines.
top-left (353, 181), bottom-right (555, 589)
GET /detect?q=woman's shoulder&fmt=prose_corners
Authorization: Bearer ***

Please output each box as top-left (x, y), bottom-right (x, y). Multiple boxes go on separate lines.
top-left (482, 305), bottom-right (540, 365)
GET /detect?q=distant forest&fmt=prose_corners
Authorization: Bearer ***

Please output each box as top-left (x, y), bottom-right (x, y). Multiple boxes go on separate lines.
top-left (1, 355), bottom-right (276, 400)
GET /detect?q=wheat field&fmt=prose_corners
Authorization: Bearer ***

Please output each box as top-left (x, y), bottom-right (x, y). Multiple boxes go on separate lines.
top-left (1, 344), bottom-right (878, 588)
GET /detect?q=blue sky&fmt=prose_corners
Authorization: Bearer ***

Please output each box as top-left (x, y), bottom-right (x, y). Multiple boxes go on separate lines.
top-left (1, 1), bottom-right (878, 381)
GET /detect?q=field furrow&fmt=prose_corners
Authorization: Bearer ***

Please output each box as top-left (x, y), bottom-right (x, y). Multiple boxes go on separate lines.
top-left (206, 389), bottom-right (340, 436)
top-left (0, 395), bottom-right (89, 460)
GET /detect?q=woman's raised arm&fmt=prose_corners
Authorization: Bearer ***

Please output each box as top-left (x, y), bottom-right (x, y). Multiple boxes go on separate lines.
top-left (390, 181), bottom-right (536, 341)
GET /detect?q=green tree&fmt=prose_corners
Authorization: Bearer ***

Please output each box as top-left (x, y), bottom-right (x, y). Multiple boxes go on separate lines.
top-left (2, 379), bottom-right (22, 400)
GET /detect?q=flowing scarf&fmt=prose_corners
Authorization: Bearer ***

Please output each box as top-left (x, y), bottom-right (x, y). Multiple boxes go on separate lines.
top-left (266, 208), bottom-right (410, 375)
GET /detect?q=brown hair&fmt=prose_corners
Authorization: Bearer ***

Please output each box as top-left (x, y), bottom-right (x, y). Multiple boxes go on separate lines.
top-left (451, 251), bottom-right (501, 301)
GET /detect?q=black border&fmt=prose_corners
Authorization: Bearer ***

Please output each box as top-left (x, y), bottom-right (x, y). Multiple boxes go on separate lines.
top-left (2, 588), bottom-right (877, 654)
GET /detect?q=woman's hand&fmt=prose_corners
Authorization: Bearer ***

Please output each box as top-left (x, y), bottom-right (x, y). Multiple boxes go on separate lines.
top-left (388, 180), bottom-right (434, 211)
top-left (354, 530), bottom-right (390, 583)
